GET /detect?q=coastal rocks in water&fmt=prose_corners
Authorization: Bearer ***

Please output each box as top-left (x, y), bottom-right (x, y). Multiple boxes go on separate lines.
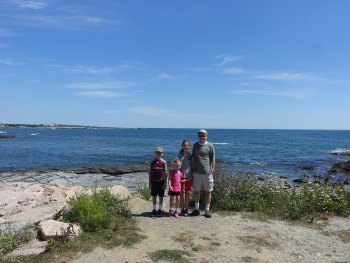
top-left (71, 163), bottom-right (149, 176)
top-left (38, 220), bottom-right (82, 241)
top-left (293, 177), bottom-right (309, 184)
top-left (0, 134), bottom-right (15, 138)
top-left (330, 161), bottom-right (350, 175)
top-left (330, 149), bottom-right (350, 156)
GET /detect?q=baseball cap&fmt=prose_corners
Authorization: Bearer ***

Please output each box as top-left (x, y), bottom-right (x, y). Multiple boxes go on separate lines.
top-left (198, 129), bottom-right (208, 135)
top-left (155, 147), bottom-right (164, 153)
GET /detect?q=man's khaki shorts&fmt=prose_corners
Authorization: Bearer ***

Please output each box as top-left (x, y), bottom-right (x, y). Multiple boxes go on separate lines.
top-left (192, 172), bottom-right (214, 192)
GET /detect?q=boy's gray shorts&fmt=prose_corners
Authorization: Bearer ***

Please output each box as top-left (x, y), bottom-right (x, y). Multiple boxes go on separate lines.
top-left (192, 172), bottom-right (214, 192)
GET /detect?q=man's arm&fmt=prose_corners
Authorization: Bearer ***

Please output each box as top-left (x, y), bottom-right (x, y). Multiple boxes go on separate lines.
top-left (210, 145), bottom-right (216, 173)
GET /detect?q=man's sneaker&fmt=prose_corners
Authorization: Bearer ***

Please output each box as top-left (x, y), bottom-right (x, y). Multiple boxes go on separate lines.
top-left (189, 209), bottom-right (200, 216)
top-left (157, 209), bottom-right (163, 217)
top-left (169, 210), bottom-right (174, 217)
top-left (152, 209), bottom-right (157, 216)
top-left (183, 209), bottom-right (189, 217)
top-left (204, 210), bottom-right (212, 218)
top-left (174, 211), bottom-right (179, 218)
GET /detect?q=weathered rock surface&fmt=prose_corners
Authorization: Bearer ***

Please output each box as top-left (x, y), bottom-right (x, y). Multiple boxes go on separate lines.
top-left (38, 220), bottom-right (82, 241)
top-left (9, 239), bottom-right (48, 256)
top-left (0, 164), bottom-right (149, 191)
top-left (0, 182), bottom-right (86, 227)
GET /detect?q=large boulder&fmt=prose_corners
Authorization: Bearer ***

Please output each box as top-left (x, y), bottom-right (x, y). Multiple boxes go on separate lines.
top-left (110, 185), bottom-right (131, 198)
top-left (38, 219), bottom-right (81, 241)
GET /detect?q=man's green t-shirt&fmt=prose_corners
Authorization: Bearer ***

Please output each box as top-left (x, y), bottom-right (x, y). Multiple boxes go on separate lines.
top-left (192, 142), bottom-right (215, 174)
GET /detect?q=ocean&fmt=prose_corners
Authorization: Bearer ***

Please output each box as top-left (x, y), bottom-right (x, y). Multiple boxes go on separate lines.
top-left (1, 128), bottom-right (350, 179)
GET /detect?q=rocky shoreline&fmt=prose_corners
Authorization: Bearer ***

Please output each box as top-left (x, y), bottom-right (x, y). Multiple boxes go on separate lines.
top-left (0, 164), bottom-right (146, 257)
top-left (0, 163), bottom-right (150, 189)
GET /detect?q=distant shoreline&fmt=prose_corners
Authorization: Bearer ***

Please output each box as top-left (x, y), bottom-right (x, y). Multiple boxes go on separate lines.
top-left (0, 123), bottom-right (109, 129)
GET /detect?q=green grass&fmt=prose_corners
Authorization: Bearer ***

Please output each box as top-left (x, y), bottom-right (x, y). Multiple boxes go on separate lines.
top-left (0, 226), bottom-right (33, 256)
top-left (211, 169), bottom-right (350, 221)
top-left (135, 180), bottom-right (151, 201)
top-left (149, 249), bottom-right (191, 263)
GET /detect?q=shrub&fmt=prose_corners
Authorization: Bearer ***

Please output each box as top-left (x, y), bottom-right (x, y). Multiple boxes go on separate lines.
top-left (63, 187), bottom-right (131, 232)
top-left (212, 168), bottom-right (350, 220)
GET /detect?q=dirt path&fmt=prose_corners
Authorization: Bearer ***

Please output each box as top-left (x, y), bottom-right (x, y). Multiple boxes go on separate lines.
top-left (71, 195), bottom-right (350, 263)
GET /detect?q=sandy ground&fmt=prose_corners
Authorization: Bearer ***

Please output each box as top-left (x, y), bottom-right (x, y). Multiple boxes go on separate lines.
top-left (71, 195), bottom-right (350, 263)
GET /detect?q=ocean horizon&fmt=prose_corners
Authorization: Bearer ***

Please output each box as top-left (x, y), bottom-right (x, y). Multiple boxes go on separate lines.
top-left (1, 127), bottom-right (350, 180)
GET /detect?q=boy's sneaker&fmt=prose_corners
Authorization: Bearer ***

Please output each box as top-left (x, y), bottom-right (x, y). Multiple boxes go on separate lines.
top-left (204, 210), bottom-right (212, 218)
top-left (169, 210), bottom-right (174, 217)
top-left (183, 209), bottom-right (189, 217)
top-left (174, 211), bottom-right (179, 218)
top-left (157, 209), bottom-right (163, 217)
top-left (152, 209), bottom-right (157, 216)
top-left (189, 209), bottom-right (200, 216)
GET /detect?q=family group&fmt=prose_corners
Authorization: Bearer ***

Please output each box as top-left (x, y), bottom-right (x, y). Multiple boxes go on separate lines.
top-left (148, 129), bottom-right (216, 218)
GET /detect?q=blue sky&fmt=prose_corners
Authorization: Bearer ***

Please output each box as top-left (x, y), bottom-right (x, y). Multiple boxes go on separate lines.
top-left (0, 0), bottom-right (349, 129)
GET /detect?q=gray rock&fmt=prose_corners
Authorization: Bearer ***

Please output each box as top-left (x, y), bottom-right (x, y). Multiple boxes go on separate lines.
top-left (9, 239), bottom-right (48, 256)
top-left (38, 219), bottom-right (82, 241)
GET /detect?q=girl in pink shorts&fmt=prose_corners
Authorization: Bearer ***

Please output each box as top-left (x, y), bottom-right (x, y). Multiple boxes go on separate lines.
top-left (168, 158), bottom-right (185, 218)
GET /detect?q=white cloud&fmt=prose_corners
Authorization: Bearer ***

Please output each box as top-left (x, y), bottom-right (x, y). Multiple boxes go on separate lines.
top-left (255, 72), bottom-right (316, 81)
top-left (66, 80), bottom-right (132, 98)
top-left (65, 80), bottom-right (133, 90)
top-left (11, 14), bottom-right (121, 29)
top-left (7, 0), bottom-right (46, 9)
top-left (215, 55), bottom-right (240, 67)
top-left (129, 106), bottom-right (199, 118)
top-left (50, 64), bottom-right (116, 75)
top-left (223, 67), bottom-right (243, 75)
top-left (190, 67), bottom-right (210, 72)
top-left (232, 88), bottom-right (316, 99)
top-left (0, 28), bottom-right (17, 37)
top-left (0, 58), bottom-right (24, 65)
top-left (75, 90), bottom-right (123, 98)
top-left (152, 73), bottom-right (181, 81)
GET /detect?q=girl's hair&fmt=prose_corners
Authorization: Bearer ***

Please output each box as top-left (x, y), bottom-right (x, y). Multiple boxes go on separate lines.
top-left (179, 139), bottom-right (191, 154)
top-left (173, 157), bottom-right (182, 165)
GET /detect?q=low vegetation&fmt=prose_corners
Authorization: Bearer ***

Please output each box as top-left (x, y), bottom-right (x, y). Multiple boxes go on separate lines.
top-left (212, 169), bottom-right (350, 220)
top-left (1, 188), bottom-right (144, 263)
top-left (0, 226), bottom-right (33, 256)
top-left (135, 180), bottom-right (151, 201)
top-left (148, 249), bottom-right (191, 263)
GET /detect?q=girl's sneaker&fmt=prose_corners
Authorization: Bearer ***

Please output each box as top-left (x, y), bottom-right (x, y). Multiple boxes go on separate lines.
top-left (174, 211), bottom-right (179, 218)
top-left (169, 210), bottom-right (174, 217)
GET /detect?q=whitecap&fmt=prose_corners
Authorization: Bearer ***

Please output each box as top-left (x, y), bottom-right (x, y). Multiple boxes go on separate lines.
top-left (212, 142), bottom-right (231, 145)
top-left (0, 131), bottom-right (7, 134)
top-left (30, 133), bottom-right (40, 136)
top-left (330, 149), bottom-right (350, 156)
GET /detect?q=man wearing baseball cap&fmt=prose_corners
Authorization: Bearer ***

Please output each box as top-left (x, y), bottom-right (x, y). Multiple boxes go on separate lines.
top-left (190, 129), bottom-right (216, 218)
